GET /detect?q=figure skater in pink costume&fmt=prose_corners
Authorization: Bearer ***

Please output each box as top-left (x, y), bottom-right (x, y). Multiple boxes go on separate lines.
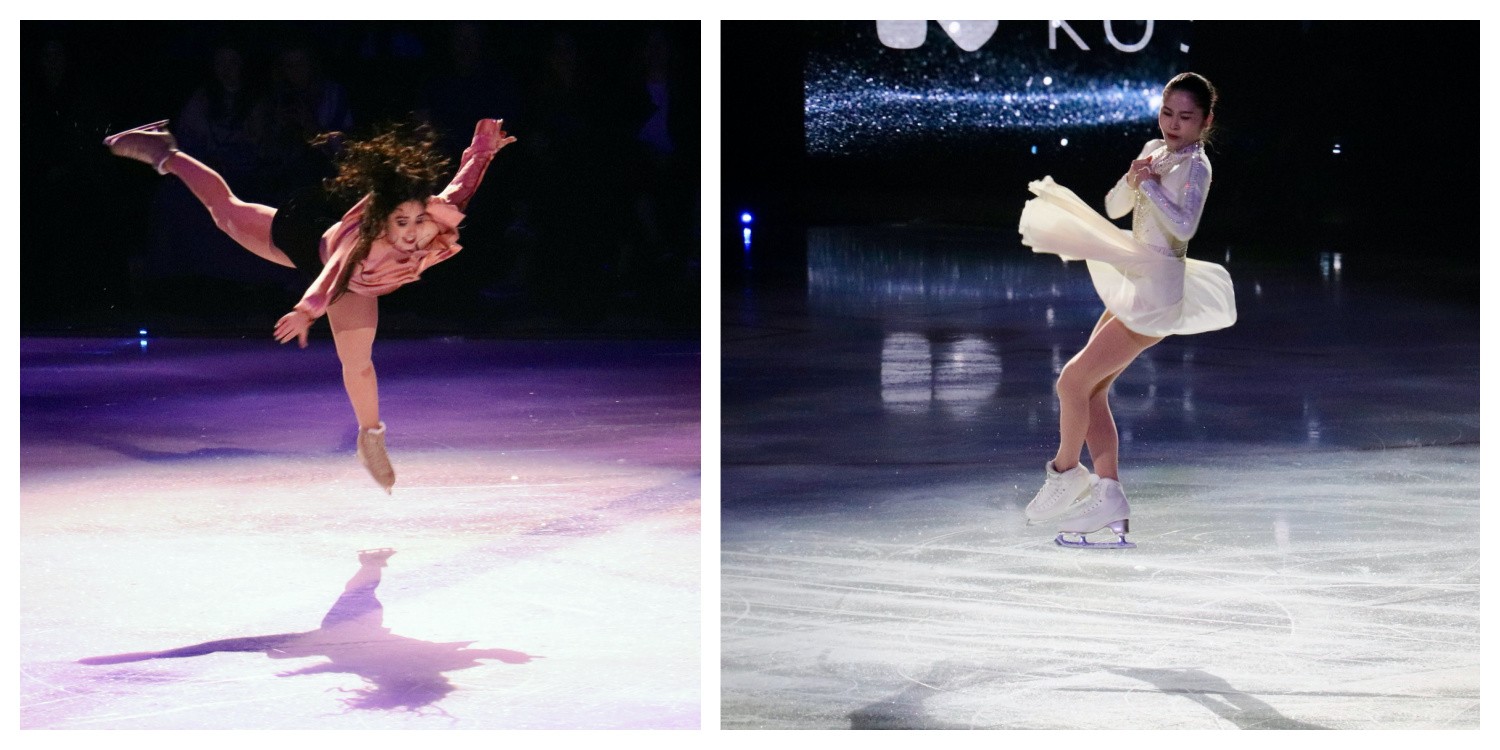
top-left (1016, 73), bottom-right (1236, 548)
top-left (104, 118), bottom-right (517, 493)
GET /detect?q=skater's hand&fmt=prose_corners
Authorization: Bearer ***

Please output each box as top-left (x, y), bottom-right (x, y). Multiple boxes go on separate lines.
top-left (1126, 156), bottom-right (1156, 189)
top-left (472, 118), bottom-right (518, 154)
top-left (274, 310), bottom-right (312, 348)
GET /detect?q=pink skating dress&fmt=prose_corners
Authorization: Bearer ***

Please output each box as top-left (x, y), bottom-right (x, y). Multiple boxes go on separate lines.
top-left (1018, 139), bottom-right (1236, 337)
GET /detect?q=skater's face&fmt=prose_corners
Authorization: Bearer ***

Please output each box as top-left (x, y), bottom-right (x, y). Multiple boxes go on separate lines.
top-left (383, 201), bottom-right (430, 252)
top-left (1158, 89), bottom-right (1211, 149)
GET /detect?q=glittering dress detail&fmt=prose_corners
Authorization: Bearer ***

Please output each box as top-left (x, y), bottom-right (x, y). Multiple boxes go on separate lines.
top-left (1018, 139), bottom-right (1236, 337)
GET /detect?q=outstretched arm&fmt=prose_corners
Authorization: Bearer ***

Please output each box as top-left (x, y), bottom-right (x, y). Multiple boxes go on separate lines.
top-left (437, 118), bottom-right (518, 212)
top-left (276, 254), bottom-right (344, 347)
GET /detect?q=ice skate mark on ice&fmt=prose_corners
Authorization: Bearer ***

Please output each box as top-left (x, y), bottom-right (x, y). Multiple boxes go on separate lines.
top-left (1146, 567), bottom-right (1298, 636)
top-left (848, 661), bottom-right (983, 730)
top-left (1438, 700), bottom-right (1480, 728)
top-left (722, 587), bottom-right (753, 629)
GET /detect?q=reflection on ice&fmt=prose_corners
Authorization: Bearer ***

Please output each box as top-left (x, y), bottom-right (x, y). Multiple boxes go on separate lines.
top-left (881, 333), bottom-right (1001, 417)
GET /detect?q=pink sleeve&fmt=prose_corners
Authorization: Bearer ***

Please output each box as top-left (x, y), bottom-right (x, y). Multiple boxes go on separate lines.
top-left (436, 143), bottom-right (498, 212)
top-left (293, 197), bottom-right (369, 319)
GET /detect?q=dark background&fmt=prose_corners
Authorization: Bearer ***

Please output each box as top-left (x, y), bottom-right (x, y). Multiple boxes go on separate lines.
top-left (723, 21), bottom-right (1478, 299)
top-left (22, 20), bottom-right (700, 338)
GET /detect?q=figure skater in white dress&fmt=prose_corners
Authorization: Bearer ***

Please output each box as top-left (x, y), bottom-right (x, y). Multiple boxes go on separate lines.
top-left (1017, 72), bottom-right (1236, 548)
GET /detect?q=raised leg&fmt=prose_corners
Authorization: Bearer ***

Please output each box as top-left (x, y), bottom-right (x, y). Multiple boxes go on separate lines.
top-left (326, 292), bottom-right (381, 431)
top-left (161, 151), bottom-right (295, 268)
top-left (1052, 316), bottom-right (1161, 473)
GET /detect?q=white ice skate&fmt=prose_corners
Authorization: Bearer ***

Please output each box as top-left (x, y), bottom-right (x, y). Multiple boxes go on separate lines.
top-left (1024, 461), bottom-right (1097, 523)
top-left (1055, 477), bottom-right (1135, 549)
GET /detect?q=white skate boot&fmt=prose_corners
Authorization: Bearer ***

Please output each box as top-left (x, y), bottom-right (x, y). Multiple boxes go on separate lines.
top-left (102, 119), bottom-right (179, 174)
top-left (1024, 461), bottom-right (1096, 523)
top-left (1055, 478), bottom-right (1134, 549)
top-left (357, 422), bottom-right (395, 494)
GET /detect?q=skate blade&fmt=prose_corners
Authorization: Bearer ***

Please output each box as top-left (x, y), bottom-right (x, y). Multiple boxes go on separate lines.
top-left (1055, 521), bottom-right (1134, 549)
top-left (1055, 533), bottom-right (1136, 549)
top-left (103, 119), bottom-right (170, 146)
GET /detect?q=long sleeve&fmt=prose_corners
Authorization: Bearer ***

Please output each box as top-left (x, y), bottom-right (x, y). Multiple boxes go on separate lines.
top-left (1137, 152), bottom-right (1212, 241)
top-left (1105, 139), bottom-right (1165, 219)
top-left (436, 143), bottom-right (498, 212)
top-left (293, 243), bottom-right (348, 320)
top-left (292, 195), bottom-right (370, 320)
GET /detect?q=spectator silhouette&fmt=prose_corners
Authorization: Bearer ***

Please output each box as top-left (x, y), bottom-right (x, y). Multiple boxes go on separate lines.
top-left (258, 44), bottom-right (354, 193)
top-left (22, 37), bottom-right (121, 319)
top-left (175, 44), bottom-right (264, 186)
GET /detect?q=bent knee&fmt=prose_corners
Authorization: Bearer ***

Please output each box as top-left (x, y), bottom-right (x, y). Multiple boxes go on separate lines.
top-left (1056, 363), bottom-right (1098, 398)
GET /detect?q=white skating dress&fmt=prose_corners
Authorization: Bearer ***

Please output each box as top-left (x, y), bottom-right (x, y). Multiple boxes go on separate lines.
top-left (1018, 139), bottom-right (1236, 337)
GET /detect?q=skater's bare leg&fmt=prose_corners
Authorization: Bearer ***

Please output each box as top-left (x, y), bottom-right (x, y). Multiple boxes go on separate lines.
top-left (327, 293), bottom-right (381, 431)
top-left (1052, 318), bottom-right (1160, 472)
top-left (1078, 310), bottom-right (1131, 479)
top-left (161, 151), bottom-right (295, 268)
top-left (1084, 369), bottom-right (1125, 480)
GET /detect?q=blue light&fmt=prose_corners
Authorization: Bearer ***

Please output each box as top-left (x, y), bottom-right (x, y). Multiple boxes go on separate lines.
top-left (743, 228), bottom-right (752, 250)
top-left (1030, 145), bottom-right (1037, 154)
top-left (740, 212), bottom-right (753, 225)
top-left (138, 328), bottom-right (148, 336)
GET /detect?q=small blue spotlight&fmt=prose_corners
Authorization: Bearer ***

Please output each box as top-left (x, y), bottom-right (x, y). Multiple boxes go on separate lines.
top-left (742, 228), bottom-right (752, 249)
top-left (740, 212), bottom-right (753, 225)
top-left (138, 328), bottom-right (148, 337)
top-left (1030, 145), bottom-right (1037, 155)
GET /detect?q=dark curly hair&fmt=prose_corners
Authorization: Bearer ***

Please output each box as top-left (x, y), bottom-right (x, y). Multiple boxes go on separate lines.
top-left (311, 122), bottom-right (452, 303)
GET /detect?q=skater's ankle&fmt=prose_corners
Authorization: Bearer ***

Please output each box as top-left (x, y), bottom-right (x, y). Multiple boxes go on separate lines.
top-left (1051, 459), bottom-right (1080, 473)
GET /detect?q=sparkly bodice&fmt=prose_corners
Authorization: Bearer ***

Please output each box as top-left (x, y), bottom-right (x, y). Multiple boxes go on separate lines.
top-left (1105, 139), bottom-right (1213, 258)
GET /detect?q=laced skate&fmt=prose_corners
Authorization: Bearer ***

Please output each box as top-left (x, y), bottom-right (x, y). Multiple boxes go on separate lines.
top-left (102, 119), bottom-right (179, 174)
top-left (1055, 478), bottom-right (1135, 549)
top-left (1024, 461), bottom-right (1097, 523)
top-left (357, 421), bottom-right (395, 494)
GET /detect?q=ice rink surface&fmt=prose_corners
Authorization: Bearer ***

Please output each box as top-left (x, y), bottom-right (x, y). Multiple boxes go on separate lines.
top-left (722, 227), bottom-right (1479, 729)
top-left (21, 337), bottom-right (700, 729)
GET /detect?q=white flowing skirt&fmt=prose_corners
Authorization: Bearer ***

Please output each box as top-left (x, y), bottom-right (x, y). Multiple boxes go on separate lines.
top-left (1018, 176), bottom-right (1236, 337)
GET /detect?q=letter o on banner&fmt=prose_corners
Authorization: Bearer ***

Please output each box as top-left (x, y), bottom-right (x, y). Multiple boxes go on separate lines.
top-left (1103, 20), bottom-right (1154, 53)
